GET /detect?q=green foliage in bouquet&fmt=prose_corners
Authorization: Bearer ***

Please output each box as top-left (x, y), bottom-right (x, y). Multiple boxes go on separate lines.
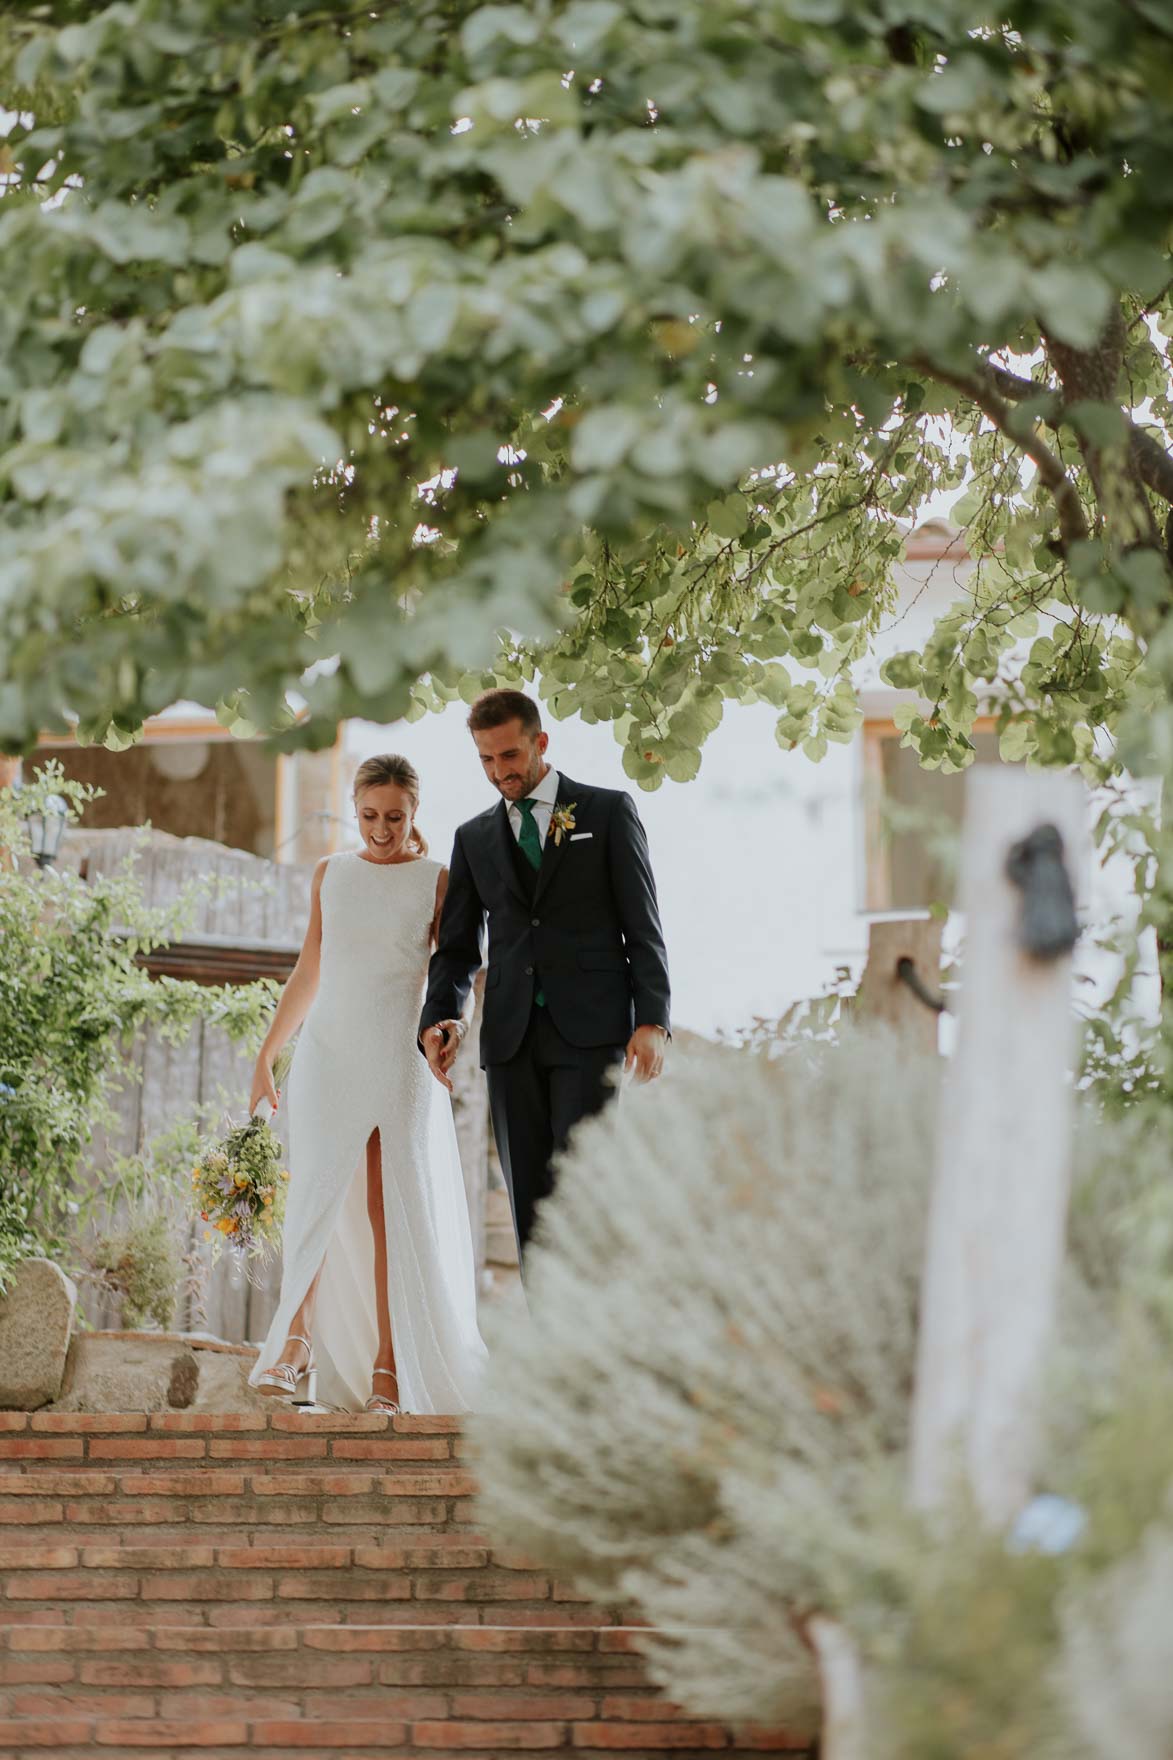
top-left (190, 1113), bottom-right (288, 1269)
top-left (0, 765), bottom-right (278, 1290)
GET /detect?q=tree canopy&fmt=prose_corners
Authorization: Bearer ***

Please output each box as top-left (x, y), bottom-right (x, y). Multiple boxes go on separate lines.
top-left (2, 0), bottom-right (1172, 794)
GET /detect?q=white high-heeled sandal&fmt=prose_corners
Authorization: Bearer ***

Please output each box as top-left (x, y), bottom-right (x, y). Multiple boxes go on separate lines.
top-left (256, 1333), bottom-right (317, 1405)
top-left (364, 1367), bottom-right (401, 1416)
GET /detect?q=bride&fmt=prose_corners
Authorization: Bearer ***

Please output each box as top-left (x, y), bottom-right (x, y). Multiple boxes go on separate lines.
top-left (247, 754), bottom-right (487, 1414)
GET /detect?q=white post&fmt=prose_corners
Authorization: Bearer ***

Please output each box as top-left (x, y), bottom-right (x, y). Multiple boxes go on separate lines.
top-left (808, 1617), bottom-right (869, 1760)
top-left (909, 767), bottom-right (1085, 1525)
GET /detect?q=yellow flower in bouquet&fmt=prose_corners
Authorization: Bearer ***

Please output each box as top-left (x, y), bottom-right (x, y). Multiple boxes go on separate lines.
top-left (188, 1111), bottom-right (287, 1273)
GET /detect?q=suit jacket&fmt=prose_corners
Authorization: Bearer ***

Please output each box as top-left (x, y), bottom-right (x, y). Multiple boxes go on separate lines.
top-left (420, 773), bottom-right (671, 1066)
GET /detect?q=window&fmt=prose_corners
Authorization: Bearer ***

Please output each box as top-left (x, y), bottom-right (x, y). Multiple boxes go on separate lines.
top-left (862, 719), bottom-right (1000, 912)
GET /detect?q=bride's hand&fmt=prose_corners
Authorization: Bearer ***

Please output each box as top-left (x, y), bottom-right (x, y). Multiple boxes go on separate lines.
top-left (249, 1055), bottom-right (279, 1117)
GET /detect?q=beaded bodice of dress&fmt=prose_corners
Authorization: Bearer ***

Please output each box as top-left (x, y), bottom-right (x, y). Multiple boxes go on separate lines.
top-left (310, 852), bottom-right (441, 1038)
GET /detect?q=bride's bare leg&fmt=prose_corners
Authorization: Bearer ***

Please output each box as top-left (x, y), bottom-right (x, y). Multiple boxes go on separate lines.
top-left (366, 1128), bottom-right (399, 1405)
top-left (272, 1271), bottom-right (321, 1372)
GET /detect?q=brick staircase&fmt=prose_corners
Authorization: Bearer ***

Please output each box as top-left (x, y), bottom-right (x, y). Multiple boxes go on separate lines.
top-left (0, 1412), bottom-right (811, 1758)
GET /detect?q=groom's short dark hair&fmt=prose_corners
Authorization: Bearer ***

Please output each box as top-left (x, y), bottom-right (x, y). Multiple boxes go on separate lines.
top-left (467, 689), bottom-right (542, 736)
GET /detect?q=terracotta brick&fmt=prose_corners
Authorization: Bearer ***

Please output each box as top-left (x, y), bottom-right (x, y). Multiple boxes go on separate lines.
top-left (380, 1471), bottom-right (478, 1498)
top-left (0, 1415), bottom-right (29, 1432)
top-left (207, 1604), bottom-right (340, 1629)
top-left (528, 1664), bottom-right (610, 1689)
top-left (80, 1658), bottom-right (223, 1688)
top-left (451, 1691), bottom-right (598, 1720)
top-left (6, 1571), bottom-right (139, 1601)
top-left (209, 1439), bottom-right (328, 1460)
top-left (505, 1608), bottom-right (616, 1628)
top-left (597, 1630), bottom-right (645, 1653)
top-left (149, 1572), bottom-right (274, 1603)
top-left (164, 1689), bottom-right (304, 1720)
top-left (603, 1696), bottom-right (685, 1721)
top-left (11, 1628), bottom-right (150, 1653)
top-left (67, 1496), bottom-right (187, 1525)
top-left (452, 1630), bottom-right (595, 1654)
top-left (0, 1438), bottom-right (83, 1460)
top-left (354, 1541), bottom-right (489, 1570)
top-left (227, 1653), bottom-right (373, 1687)
top-left (276, 1572), bottom-right (412, 1602)
top-left (251, 1719), bottom-right (408, 1746)
top-left (0, 1716), bottom-right (92, 1745)
top-left (191, 1497), bottom-right (320, 1526)
top-left (413, 1573), bottom-right (552, 1603)
top-left (252, 1471), bottom-right (375, 1497)
top-left (413, 1718), bottom-right (567, 1748)
top-left (0, 1499), bottom-right (62, 1523)
top-left (366, 1693), bottom-right (458, 1719)
top-left (95, 1715), bottom-right (250, 1745)
top-left (330, 1439), bottom-right (449, 1461)
top-left (305, 1628), bottom-right (450, 1652)
top-left (0, 1471), bottom-right (112, 1496)
top-left (81, 1543), bottom-right (215, 1570)
top-left (10, 1688), bottom-right (155, 1717)
top-left (322, 1497), bottom-right (451, 1527)
top-left (149, 1413), bottom-right (266, 1433)
top-left (378, 1656), bottom-right (525, 1688)
top-left (572, 1721), bottom-right (730, 1748)
top-left (0, 1543), bottom-right (78, 1569)
top-left (90, 1439), bottom-right (206, 1461)
top-left (30, 1413), bottom-right (147, 1434)
top-left (735, 1729), bottom-right (814, 1751)
top-left (216, 1543), bottom-right (351, 1570)
top-left (131, 1472), bottom-right (246, 1498)
top-left (270, 1411), bottom-right (390, 1434)
top-left (0, 1660), bottom-right (75, 1685)
top-left (154, 1627), bottom-right (297, 1652)
top-left (393, 1416), bottom-right (462, 1436)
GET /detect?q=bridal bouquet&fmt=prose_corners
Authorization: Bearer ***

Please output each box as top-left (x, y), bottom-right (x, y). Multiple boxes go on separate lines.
top-left (190, 1110), bottom-right (289, 1266)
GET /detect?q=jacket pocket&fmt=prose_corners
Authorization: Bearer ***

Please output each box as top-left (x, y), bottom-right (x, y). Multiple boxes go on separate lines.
top-left (576, 950), bottom-right (627, 972)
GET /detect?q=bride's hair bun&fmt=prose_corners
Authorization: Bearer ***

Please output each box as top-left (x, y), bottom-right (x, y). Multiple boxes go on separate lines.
top-left (352, 754), bottom-right (428, 856)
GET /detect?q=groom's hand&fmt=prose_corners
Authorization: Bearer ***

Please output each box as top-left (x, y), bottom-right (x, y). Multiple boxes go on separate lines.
top-left (625, 1024), bottom-right (667, 1084)
top-left (423, 1020), bottom-right (465, 1092)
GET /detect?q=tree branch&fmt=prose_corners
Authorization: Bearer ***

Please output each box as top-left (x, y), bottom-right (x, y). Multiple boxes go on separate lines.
top-left (913, 358), bottom-right (1090, 549)
top-left (979, 359), bottom-right (1173, 508)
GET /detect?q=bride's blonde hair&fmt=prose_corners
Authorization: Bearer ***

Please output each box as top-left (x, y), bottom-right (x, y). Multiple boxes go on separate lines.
top-left (352, 754), bottom-right (428, 856)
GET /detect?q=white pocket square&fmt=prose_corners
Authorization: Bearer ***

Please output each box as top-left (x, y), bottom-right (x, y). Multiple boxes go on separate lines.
top-left (569, 831), bottom-right (593, 842)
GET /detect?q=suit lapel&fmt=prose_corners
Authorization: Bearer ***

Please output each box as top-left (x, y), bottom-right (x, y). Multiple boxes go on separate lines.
top-left (488, 800), bottom-right (529, 905)
top-left (532, 774), bottom-right (580, 907)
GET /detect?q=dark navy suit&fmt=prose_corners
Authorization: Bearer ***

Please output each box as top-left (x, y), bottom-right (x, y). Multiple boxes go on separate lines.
top-left (420, 773), bottom-right (670, 1252)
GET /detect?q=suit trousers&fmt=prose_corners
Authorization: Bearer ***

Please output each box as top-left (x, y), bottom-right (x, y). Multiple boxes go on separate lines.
top-left (486, 1006), bottom-right (626, 1257)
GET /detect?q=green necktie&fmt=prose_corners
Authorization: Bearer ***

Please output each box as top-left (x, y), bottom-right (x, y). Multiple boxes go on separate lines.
top-left (517, 799), bottom-right (545, 1006)
top-left (516, 797), bottom-right (543, 871)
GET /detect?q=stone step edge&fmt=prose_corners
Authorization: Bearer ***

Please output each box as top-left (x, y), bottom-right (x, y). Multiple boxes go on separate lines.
top-left (0, 1715), bottom-right (807, 1754)
top-left (0, 1413), bottom-right (460, 1435)
top-left (0, 1623), bottom-right (644, 1651)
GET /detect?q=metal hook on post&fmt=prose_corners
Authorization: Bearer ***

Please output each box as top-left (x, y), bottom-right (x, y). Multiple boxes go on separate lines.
top-left (1004, 822), bottom-right (1080, 961)
top-left (895, 955), bottom-right (947, 1015)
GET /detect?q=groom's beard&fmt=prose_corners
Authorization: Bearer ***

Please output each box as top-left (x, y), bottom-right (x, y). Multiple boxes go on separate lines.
top-left (494, 755), bottom-right (546, 801)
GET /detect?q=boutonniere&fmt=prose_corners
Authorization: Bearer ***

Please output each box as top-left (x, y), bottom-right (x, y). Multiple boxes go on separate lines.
top-left (551, 803), bottom-right (577, 846)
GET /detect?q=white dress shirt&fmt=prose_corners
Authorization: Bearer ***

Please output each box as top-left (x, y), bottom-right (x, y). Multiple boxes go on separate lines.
top-left (507, 766), bottom-right (560, 851)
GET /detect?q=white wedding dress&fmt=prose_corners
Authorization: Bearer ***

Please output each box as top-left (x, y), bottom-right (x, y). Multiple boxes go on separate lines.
top-left (250, 851), bottom-right (487, 1413)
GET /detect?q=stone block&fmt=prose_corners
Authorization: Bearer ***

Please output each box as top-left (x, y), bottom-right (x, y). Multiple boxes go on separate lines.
top-left (0, 1258), bottom-right (77, 1410)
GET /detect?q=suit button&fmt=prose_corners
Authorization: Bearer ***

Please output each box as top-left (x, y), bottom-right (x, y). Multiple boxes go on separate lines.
top-left (531, 917), bottom-right (540, 927)
top-left (525, 965), bottom-right (534, 976)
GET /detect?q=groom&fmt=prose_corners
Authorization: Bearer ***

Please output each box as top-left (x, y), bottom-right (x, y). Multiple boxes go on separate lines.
top-left (420, 689), bottom-right (671, 1255)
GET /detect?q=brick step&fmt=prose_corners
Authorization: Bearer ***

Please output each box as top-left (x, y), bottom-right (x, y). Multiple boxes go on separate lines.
top-left (0, 1468), bottom-right (478, 1538)
top-left (0, 1412), bottom-right (464, 1472)
top-left (0, 1535), bottom-right (605, 1627)
top-left (0, 1622), bottom-right (800, 1735)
